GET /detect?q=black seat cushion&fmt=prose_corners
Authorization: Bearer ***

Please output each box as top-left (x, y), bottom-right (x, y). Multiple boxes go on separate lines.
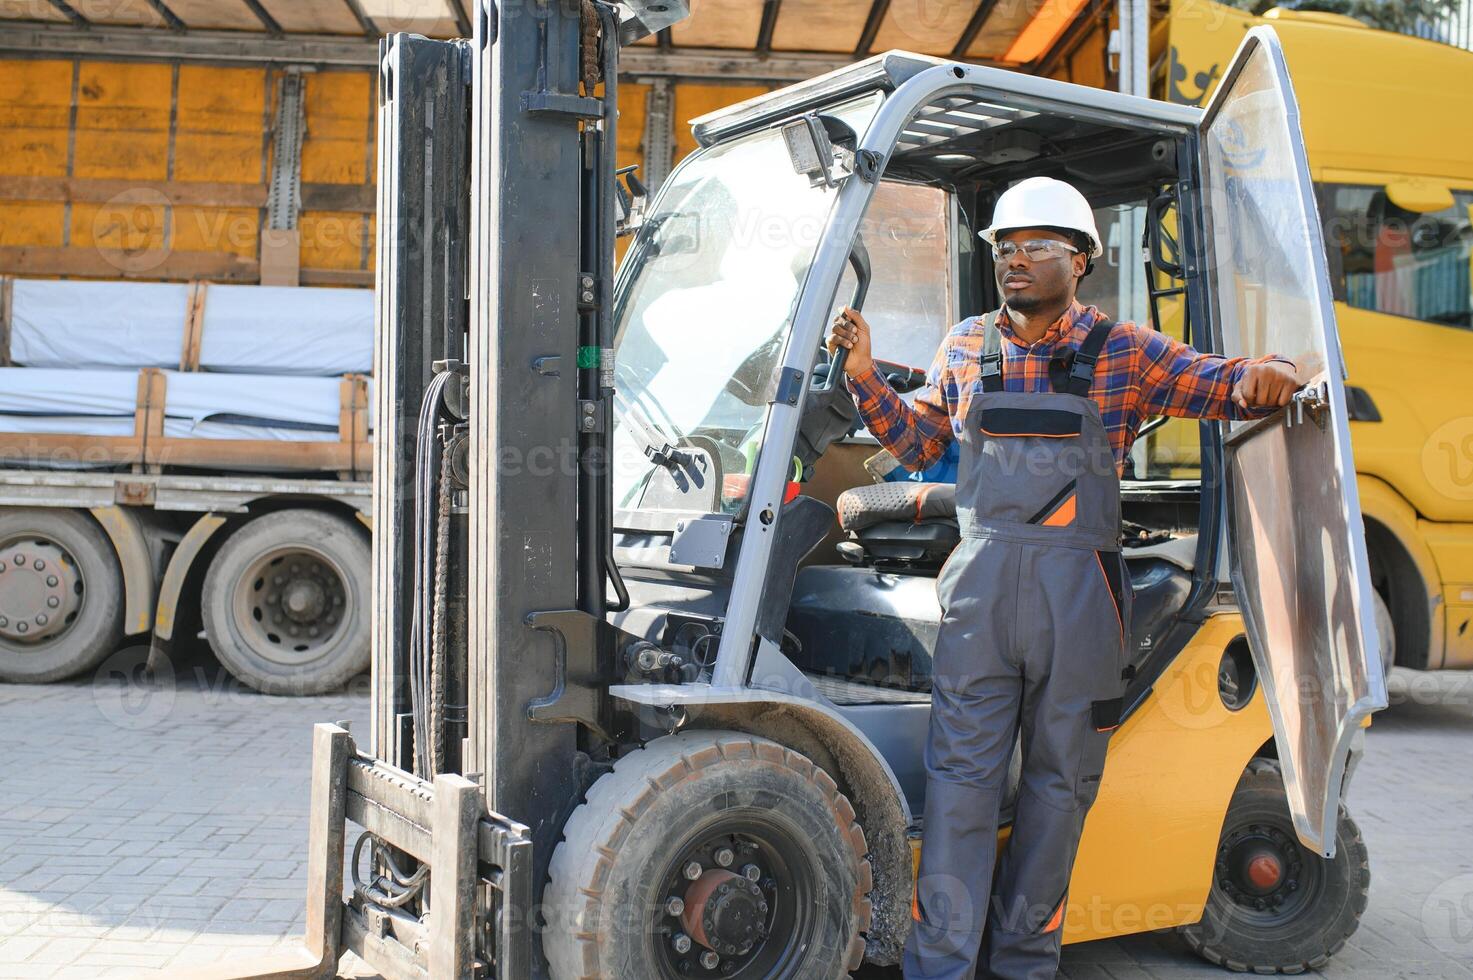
top-left (836, 481), bottom-right (957, 532)
top-left (836, 483), bottom-right (959, 564)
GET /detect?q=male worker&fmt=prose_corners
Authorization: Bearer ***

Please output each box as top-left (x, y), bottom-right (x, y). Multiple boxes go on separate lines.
top-left (826, 176), bottom-right (1298, 979)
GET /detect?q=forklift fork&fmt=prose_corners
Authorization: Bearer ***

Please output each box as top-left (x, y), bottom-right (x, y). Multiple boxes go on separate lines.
top-left (169, 724), bottom-right (533, 980)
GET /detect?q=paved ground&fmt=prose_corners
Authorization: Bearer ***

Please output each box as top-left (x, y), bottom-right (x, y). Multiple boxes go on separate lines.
top-left (1, 651), bottom-right (1471, 978)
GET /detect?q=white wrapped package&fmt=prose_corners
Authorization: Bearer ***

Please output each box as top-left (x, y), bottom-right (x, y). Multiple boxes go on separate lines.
top-left (0, 368), bottom-right (361, 434)
top-left (162, 371), bottom-right (344, 430)
top-left (9, 280), bottom-right (188, 369)
top-left (5, 279), bottom-right (373, 376)
top-left (0, 367), bottom-right (141, 416)
top-left (199, 285), bottom-right (373, 375)
top-left (0, 415), bottom-right (335, 442)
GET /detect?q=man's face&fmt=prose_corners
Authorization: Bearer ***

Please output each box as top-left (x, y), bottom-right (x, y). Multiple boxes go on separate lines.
top-left (993, 227), bottom-right (1088, 314)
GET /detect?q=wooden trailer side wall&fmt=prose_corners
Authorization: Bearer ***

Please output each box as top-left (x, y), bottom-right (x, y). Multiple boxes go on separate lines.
top-left (0, 57), bottom-right (376, 287)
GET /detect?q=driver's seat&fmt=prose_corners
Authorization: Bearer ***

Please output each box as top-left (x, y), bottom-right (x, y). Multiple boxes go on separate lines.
top-left (835, 482), bottom-right (959, 566)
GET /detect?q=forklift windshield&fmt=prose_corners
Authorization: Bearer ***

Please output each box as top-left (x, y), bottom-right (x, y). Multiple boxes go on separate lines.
top-left (611, 97), bottom-right (882, 516)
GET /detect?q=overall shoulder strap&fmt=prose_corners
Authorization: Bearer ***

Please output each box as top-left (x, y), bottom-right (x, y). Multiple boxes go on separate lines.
top-left (1061, 317), bottom-right (1115, 396)
top-left (980, 311), bottom-right (1004, 393)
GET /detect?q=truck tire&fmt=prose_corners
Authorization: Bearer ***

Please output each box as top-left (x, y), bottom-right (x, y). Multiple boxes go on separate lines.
top-left (544, 730), bottom-right (873, 980)
top-left (201, 509), bottom-right (369, 695)
top-left (0, 508), bottom-right (124, 683)
top-left (1180, 758), bottom-right (1369, 974)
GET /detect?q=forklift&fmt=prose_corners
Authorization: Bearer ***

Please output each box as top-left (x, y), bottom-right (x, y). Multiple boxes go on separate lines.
top-left (188, 1), bottom-right (1387, 977)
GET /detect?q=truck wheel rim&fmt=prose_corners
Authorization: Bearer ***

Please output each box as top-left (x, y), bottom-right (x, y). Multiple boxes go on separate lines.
top-left (230, 546), bottom-right (352, 667)
top-left (652, 814), bottom-right (819, 978)
top-left (1213, 820), bottom-right (1323, 926)
top-left (0, 533), bottom-right (85, 645)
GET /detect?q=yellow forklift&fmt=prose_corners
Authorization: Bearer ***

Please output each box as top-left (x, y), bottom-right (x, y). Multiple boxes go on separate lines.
top-left (189, 1), bottom-right (1386, 977)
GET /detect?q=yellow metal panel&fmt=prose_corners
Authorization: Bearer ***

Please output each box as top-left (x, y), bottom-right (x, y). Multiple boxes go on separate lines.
top-left (299, 210), bottom-right (369, 271)
top-left (1052, 25), bottom-right (1108, 88)
top-left (769, 0), bottom-right (869, 53)
top-left (300, 71), bottom-right (373, 185)
top-left (0, 202), bottom-right (65, 248)
top-left (1357, 475), bottom-right (1449, 669)
top-left (0, 59), bottom-right (73, 178)
top-left (175, 66), bottom-right (266, 185)
top-left (70, 198), bottom-right (167, 255)
top-left (672, 0), bottom-right (764, 49)
top-left (73, 61), bottom-right (172, 181)
top-left (173, 206), bottom-right (258, 260)
top-left (617, 81), bottom-right (648, 175)
top-left (871, 0), bottom-right (976, 56)
top-left (1338, 304), bottom-right (1473, 525)
top-left (1167, 0), bottom-right (1473, 182)
top-left (1063, 614), bottom-right (1271, 941)
top-left (1421, 506), bottom-right (1473, 665)
top-left (673, 84), bottom-right (768, 163)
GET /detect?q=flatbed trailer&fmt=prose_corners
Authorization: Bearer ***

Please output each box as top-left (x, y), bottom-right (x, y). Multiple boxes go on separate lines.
top-left (0, 467), bottom-right (373, 695)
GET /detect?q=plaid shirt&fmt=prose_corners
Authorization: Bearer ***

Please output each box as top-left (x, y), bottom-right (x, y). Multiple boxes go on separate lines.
top-left (848, 301), bottom-right (1292, 473)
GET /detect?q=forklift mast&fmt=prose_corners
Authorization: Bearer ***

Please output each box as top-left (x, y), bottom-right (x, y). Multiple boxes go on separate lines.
top-left (343, 1), bottom-right (689, 977)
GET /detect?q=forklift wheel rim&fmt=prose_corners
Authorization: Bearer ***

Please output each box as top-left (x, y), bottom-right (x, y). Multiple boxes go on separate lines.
top-left (652, 811), bottom-right (819, 979)
top-left (1213, 819), bottom-right (1324, 927)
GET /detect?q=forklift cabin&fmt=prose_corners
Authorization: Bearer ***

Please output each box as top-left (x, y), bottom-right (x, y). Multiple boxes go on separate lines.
top-left (205, 5), bottom-right (1385, 979)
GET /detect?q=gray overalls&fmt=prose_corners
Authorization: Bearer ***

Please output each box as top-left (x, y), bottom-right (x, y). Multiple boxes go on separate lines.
top-left (903, 314), bottom-right (1130, 980)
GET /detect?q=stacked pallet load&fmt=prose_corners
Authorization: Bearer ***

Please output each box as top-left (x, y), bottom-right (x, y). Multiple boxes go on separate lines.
top-left (0, 279), bottom-right (373, 478)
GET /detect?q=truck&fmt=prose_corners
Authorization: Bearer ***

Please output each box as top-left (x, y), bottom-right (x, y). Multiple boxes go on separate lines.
top-left (1157, 0), bottom-right (1473, 676)
top-left (0, 277), bottom-right (375, 695)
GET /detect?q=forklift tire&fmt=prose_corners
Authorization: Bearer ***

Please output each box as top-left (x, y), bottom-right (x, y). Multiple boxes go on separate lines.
top-left (0, 508), bottom-right (124, 683)
top-left (201, 509), bottom-right (370, 696)
top-left (1180, 758), bottom-right (1369, 974)
top-left (544, 730), bottom-right (873, 980)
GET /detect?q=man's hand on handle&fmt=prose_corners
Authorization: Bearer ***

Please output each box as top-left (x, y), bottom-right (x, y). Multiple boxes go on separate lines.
top-left (1231, 360), bottom-right (1299, 412)
top-left (827, 306), bottom-right (874, 378)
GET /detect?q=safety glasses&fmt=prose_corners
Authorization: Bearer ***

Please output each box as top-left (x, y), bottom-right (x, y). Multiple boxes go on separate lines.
top-left (992, 239), bottom-right (1081, 262)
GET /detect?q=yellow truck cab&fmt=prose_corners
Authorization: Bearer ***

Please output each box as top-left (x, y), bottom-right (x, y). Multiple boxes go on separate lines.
top-left (1164, 1), bottom-right (1473, 673)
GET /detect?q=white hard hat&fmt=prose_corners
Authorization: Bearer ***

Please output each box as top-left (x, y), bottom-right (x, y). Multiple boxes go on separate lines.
top-left (980, 176), bottom-right (1103, 258)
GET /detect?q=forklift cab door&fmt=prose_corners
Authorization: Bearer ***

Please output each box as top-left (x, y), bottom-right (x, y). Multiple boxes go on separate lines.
top-left (1199, 26), bottom-right (1387, 858)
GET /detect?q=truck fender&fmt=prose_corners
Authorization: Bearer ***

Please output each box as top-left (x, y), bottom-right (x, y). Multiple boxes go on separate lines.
top-left (1358, 474), bottom-right (1446, 669)
top-left (610, 642), bottom-right (915, 966)
top-left (153, 513), bottom-right (228, 644)
top-left (89, 506), bottom-right (156, 637)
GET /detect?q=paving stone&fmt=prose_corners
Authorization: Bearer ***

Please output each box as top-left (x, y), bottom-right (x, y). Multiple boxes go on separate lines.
top-left (6, 665), bottom-right (1473, 978)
